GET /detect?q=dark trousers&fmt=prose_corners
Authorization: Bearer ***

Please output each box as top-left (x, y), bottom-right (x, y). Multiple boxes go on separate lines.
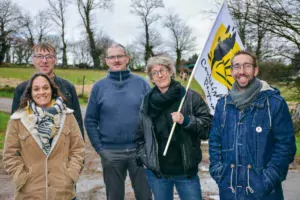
top-left (99, 148), bottom-right (152, 200)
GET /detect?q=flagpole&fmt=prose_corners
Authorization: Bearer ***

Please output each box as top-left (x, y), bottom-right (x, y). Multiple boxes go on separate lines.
top-left (163, 1), bottom-right (227, 156)
top-left (163, 58), bottom-right (203, 156)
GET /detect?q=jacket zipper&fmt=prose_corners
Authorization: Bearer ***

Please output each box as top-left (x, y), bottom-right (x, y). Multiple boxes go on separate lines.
top-left (45, 157), bottom-right (48, 200)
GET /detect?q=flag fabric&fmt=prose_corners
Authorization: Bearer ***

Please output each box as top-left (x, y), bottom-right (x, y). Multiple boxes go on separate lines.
top-left (194, 2), bottom-right (244, 114)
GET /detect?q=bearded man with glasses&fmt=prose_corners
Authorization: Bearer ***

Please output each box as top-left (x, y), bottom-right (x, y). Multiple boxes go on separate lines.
top-left (11, 42), bottom-right (84, 139)
top-left (209, 50), bottom-right (296, 200)
top-left (85, 43), bottom-right (152, 200)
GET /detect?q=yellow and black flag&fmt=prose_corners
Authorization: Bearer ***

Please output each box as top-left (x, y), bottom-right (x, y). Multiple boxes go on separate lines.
top-left (194, 2), bottom-right (244, 114)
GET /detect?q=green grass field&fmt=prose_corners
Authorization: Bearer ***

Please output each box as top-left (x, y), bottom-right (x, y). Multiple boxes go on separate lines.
top-left (0, 67), bottom-right (298, 102)
top-left (0, 112), bottom-right (10, 149)
top-left (0, 67), bottom-right (205, 96)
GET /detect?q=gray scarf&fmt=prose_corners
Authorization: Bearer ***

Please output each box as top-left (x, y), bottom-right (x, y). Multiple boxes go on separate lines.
top-left (229, 77), bottom-right (262, 110)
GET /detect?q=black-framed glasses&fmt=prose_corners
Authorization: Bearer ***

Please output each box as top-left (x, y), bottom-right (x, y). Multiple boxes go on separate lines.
top-left (33, 54), bottom-right (56, 61)
top-left (106, 55), bottom-right (127, 60)
top-left (232, 63), bottom-right (254, 71)
top-left (151, 67), bottom-right (168, 77)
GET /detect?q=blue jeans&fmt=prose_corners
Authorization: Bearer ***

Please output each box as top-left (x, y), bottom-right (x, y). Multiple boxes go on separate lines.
top-left (145, 169), bottom-right (202, 200)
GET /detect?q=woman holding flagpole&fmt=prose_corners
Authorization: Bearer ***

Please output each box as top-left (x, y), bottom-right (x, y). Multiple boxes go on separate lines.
top-left (135, 55), bottom-right (212, 200)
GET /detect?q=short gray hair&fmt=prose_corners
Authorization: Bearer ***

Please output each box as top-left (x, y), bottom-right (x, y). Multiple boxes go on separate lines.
top-left (146, 55), bottom-right (175, 79)
top-left (105, 43), bottom-right (128, 56)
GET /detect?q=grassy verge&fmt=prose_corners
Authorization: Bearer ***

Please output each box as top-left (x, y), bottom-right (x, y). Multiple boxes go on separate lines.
top-left (0, 112), bottom-right (10, 149)
top-left (272, 81), bottom-right (300, 102)
top-left (296, 136), bottom-right (300, 156)
top-left (78, 94), bottom-right (88, 106)
top-left (0, 85), bottom-right (15, 98)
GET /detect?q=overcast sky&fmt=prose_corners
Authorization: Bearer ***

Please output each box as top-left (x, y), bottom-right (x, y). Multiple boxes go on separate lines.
top-left (13, 0), bottom-right (219, 60)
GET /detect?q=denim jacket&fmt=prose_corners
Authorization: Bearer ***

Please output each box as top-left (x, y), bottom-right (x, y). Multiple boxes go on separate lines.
top-left (209, 82), bottom-right (296, 200)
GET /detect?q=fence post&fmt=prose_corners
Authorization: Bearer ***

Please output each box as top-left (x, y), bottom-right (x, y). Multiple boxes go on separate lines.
top-left (81, 75), bottom-right (85, 96)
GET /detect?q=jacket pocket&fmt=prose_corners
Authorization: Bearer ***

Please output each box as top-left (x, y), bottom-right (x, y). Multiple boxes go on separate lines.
top-left (19, 131), bottom-right (33, 149)
top-left (251, 123), bottom-right (271, 168)
top-left (248, 167), bottom-right (272, 198)
top-left (210, 163), bottom-right (227, 184)
top-left (62, 127), bottom-right (71, 158)
top-left (63, 164), bottom-right (74, 185)
top-left (220, 111), bottom-right (235, 152)
top-left (13, 167), bottom-right (32, 192)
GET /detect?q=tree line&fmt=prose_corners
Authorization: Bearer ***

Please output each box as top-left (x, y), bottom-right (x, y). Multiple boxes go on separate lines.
top-left (1, 0), bottom-right (300, 71)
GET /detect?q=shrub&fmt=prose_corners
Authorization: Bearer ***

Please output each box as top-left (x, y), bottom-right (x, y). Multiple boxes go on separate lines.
top-left (258, 62), bottom-right (293, 82)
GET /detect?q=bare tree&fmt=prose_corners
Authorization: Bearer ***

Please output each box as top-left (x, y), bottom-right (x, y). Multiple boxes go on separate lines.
top-left (21, 13), bottom-right (35, 63)
top-left (76, 0), bottom-right (112, 68)
top-left (13, 37), bottom-right (32, 64)
top-left (164, 12), bottom-right (196, 69)
top-left (35, 10), bottom-right (52, 43)
top-left (125, 44), bottom-right (144, 70)
top-left (130, 0), bottom-right (164, 63)
top-left (70, 39), bottom-right (92, 68)
top-left (47, 0), bottom-right (69, 67)
top-left (0, 0), bottom-right (24, 64)
top-left (94, 29), bottom-right (113, 68)
top-left (134, 28), bottom-right (163, 57)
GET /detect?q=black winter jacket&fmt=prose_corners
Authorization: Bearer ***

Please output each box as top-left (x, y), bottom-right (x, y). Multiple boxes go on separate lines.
top-left (135, 89), bottom-right (212, 176)
top-left (11, 75), bottom-right (84, 139)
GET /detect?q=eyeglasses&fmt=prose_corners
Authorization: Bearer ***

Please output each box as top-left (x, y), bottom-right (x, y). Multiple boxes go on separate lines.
top-left (151, 67), bottom-right (168, 77)
top-left (106, 55), bottom-right (127, 60)
top-left (33, 54), bottom-right (56, 61)
top-left (231, 63), bottom-right (254, 71)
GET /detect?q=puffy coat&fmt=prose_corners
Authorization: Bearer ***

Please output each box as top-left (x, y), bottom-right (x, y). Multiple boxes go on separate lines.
top-left (209, 86), bottom-right (296, 200)
top-left (3, 108), bottom-right (85, 200)
top-left (135, 89), bottom-right (212, 175)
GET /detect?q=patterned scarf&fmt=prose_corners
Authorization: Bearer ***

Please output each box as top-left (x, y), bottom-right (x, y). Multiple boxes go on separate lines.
top-left (29, 97), bottom-right (66, 155)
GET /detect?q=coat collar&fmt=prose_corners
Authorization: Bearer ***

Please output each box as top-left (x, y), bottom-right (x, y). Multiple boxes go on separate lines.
top-left (11, 108), bottom-right (74, 156)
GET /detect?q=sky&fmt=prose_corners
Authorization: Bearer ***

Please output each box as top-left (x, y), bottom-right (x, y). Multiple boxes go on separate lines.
top-left (12, 0), bottom-right (219, 60)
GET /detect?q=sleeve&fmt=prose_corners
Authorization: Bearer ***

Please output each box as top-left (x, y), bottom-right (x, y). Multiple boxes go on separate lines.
top-left (183, 92), bottom-right (213, 140)
top-left (66, 114), bottom-right (85, 183)
top-left (69, 84), bottom-right (84, 140)
top-left (11, 85), bottom-right (23, 114)
top-left (144, 82), bottom-right (151, 95)
top-left (3, 120), bottom-right (31, 191)
top-left (262, 99), bottom-right (296, 192)
top-left (134, 114), bottom-right (145, 166)
top-left (209, 100), bottom-right (225, 184)
top-left (84, 85), bottom-right (102, 153)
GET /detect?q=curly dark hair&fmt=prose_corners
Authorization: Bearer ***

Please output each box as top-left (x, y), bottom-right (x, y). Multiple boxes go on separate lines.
top-left (19, 73), bottom-right (67, 109)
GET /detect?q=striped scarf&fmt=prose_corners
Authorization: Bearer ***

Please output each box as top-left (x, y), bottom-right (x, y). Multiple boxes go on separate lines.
top-left (29, 97), bottom-right (66, 155)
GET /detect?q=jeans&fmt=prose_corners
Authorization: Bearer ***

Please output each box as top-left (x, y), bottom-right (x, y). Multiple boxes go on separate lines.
top-left (145, 169), bottom-right (202, 200)
top-left (99, 148), bottom-right (152, 200)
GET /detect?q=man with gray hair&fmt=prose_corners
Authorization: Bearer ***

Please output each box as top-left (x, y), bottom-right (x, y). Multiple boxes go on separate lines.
top-left (85, 43), bottom-right (152, 200)
top-left (11, 42), bottom-right (84, 139)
